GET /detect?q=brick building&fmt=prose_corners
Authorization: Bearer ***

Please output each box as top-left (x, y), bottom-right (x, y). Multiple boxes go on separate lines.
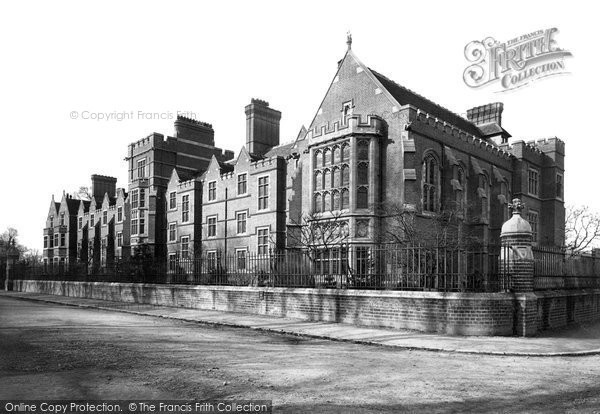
top-left (43, 38), bottom-right (565, 268)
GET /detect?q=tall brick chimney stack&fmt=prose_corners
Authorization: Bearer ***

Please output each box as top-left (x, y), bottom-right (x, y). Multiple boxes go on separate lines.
top-left (91, 174), bottom-right (117, 200)
top-left (467, 102), bottom-right (510, 145)
top-left (245, 98), bottom-right (281, 156)
top-left (174, 115), bottom-right (215, 146)
top-left (467, 102), bottom-right (504, 127)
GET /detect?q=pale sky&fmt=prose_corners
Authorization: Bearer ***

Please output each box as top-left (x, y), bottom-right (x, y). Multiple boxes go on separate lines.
top-left (1, 0), bottom-right (598, 251)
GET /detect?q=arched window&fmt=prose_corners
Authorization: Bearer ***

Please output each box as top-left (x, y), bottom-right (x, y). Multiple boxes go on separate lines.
top-left (323, 191), bottom-right (331, 211)
top-left (357, 163), bottom-right (369, 185)
top-left (324, 169), bottom-right (331, 189)
top-left (341, 144), bottom-right (350, 162)
top-left (341, 165), bottom-right (349, 186)
top-left (315, 171), bottom-right (322, 191)
top-left (314, 193), bottom-right (322, 213)
top-left (332, 167), bottom-right (340, 188)
top-left (357, 187), bottom-right (368, 209)
top-left (332, 190), bottom-right (340, 211)
top-left (357, 140), bottom-right (369, 160)
top-left (315, 151), bottom-right (322, 168)
top-left (332, 146), bottom-right (340, 164)
top-left (323, 148), bottom-right (331, 167)
top-left (422, 154), bottom-right (439, 212)
top-left (453, 165), bottom-right (467, 214)
top-left (478, 173), bottom-right (490, 222)
top-left (341, 189), bottom-right (349, 210)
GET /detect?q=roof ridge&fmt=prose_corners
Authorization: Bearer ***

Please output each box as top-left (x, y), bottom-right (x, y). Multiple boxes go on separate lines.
top-left (369, 68), bottom-right (476, 130)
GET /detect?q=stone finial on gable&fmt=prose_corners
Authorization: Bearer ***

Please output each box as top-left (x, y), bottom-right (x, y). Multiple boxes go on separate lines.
top-left (346, 31), bottom-right (352, 50)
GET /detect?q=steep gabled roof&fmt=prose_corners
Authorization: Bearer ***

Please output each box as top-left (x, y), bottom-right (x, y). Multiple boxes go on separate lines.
top-left (79, 200), bottom-right (91, 214)
top-left (264, 142), bottom-right (295, 158)
top-left (369, 69), bottom-right (482, 137)
top-left (66, 198), bottom-right (80, 214)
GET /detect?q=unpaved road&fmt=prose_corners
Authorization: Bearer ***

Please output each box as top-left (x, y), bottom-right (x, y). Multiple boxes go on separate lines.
top-left (1, 297), bottom-right (599, 413)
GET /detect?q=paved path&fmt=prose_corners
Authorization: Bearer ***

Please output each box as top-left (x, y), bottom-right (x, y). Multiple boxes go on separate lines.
top-left (3, 291), bottom-right (600, 356)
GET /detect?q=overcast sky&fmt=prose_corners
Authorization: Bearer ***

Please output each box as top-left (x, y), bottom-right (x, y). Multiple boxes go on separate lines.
top-left (1, 0), bottom-right (597, 251)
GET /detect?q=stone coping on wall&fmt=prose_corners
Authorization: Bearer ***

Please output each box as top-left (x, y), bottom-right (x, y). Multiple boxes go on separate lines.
top-left (17, 280), bottom-right (520, 301)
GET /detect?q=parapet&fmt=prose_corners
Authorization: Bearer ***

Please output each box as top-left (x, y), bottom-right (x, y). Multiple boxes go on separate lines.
top-left (128, 133), bottom-right (167, 151)
top-left (412, 108), bottom-right (513, 161)
top-left (307, 114), bottom-right (386, 145)
top-left (532, 137), bottom-right (565, 156)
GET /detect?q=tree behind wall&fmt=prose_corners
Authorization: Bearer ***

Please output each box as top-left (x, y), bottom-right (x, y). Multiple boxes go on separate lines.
top-left (565, 205), bottom-right (600, 253)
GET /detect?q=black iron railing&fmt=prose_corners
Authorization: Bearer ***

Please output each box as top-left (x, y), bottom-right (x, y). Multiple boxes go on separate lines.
top-left (14, 244), bottom-right (509, 292)
top-left (533, 246), bottom-right (600, 290)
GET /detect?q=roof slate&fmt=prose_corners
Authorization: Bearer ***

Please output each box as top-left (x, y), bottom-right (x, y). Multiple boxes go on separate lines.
top-left (370, 69), bottom-right (482, 137)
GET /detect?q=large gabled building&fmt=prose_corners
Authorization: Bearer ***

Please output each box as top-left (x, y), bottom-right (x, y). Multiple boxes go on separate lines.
top-left (43, 38), bottom-right (565, 270)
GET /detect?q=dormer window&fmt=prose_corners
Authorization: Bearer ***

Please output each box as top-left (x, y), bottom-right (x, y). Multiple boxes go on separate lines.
top-left (342, 100), bottom-right (354, 122)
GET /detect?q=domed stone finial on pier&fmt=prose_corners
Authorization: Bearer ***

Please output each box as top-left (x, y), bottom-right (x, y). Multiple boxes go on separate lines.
top-left (346, 31), bottom-right (352, 50)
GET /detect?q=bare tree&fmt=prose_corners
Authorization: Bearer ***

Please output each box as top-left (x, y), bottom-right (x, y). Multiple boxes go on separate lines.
top-left (565, 205), bottom-right (600, 253)
top-left (21, 249), bottom-right (42, 265)
top-left (73, 186), bottom-right (92, 201)
top-left (378, 201), bottom-right (479, 247)
top-left (286, 210), bottom-right (350, 260)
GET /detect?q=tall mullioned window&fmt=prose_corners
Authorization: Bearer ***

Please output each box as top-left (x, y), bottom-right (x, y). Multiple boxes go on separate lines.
top-left (236, 249), bottom-right (247, 270)
top-left (131, 210), bottom-right (138, 235)
top-left (117, 206), bottom-right (123, 222)
top-left (181, 195), bottom-right (189, 222)
top-left (313, 142), bottom-right (351, 213)
top-left (478, 173), bottom-right (490, 222)
top-left (238, 174), bottom-right (247, 195)
top-left (137, 159), bottom-right (146, 179)
top-left (452, 165), bottom-right (467, 215)
top-left (258, 176), bottom-right (269, 210)
top-left (422, 154), bottom-right (439, 213)
top-left (257, 228), bottom-right (269, 255)
top-left (139, 188), bottom-right (146, 208)
top-left (556, 173), bottom-right (563, 200)
top-left (207, 216), bottom-right (217, 237)
top-left (237, 212), bottom-right (247, 234)
top-left (130, 190), bottom-right (139, 209)
top-left (168, 223), bottom-right (177, 242)
top-left (139, 211), bottom-right (145, 234)
top-left (181, 236), bottom-right (190, 260)
top-left (528, 167), bottom-right (539, 196)
top-left (528, 210), bottom-right (539, 243)
top-left (169, 192), bottom-right (176, 210)
top-left (208, 181), bottom-right (216, 201)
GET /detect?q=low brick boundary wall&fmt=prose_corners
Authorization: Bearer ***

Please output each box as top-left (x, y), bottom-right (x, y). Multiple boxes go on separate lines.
top-left (13, 280), bottom-right (522, 336)
top-left (536, 289), bottom-right (600, 331)
top-left (14, 280), bottom-right (600, 336)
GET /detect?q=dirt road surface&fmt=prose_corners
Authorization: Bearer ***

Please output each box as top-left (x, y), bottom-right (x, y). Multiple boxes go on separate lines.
top-left (1, 296), bottom-right (599, 413)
